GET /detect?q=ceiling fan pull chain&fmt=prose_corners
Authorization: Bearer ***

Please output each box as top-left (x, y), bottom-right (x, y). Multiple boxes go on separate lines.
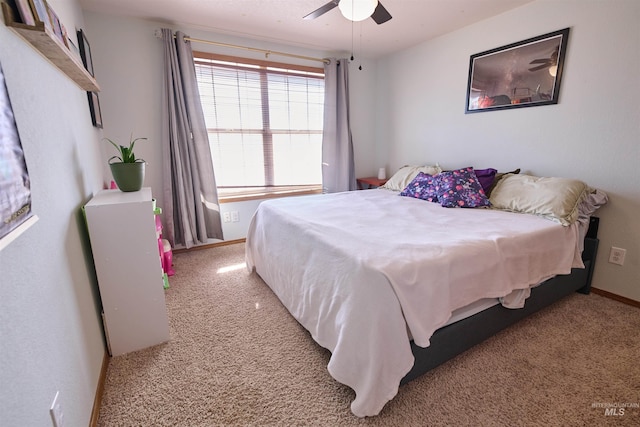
top-left (351, 15), bottom-right (355, 62)
top-left (359, 22), bottom-right (363, 70)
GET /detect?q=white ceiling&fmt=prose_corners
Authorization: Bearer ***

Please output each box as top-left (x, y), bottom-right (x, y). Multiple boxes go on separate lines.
top-left (79, 0), bottom-right (533, 59)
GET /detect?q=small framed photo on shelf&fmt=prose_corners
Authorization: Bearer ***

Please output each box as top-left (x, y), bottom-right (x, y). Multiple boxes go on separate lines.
top-left (46, 4), bottom-right (65, 45)
top-left (77, 29), bottom-right (94, 76)
top-left (67, 37), bottom-right (81, 62)
top-left (28, 0), bottom-right (52, 31)
top-left (15, 0), bottom-right (36, 26)
top-left (87, 92), bottom-right (103, 128)
top-left (59, 22), bottom-right (69, 48)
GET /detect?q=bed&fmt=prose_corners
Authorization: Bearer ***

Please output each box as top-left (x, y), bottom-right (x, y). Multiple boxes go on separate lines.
top-left (245, 166), bottom-right (607, 417)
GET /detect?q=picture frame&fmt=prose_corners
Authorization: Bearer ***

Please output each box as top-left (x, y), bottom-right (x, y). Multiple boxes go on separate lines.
top-left (0, 61), bottom-right (36, 248)
top-left (67, 37), bottom-right (81, 62)
top-left (28, 0), bottom-right (52, 31)
top-left (77, 29), bottom-right (101, 127)
top-left (76, 29), bottom-right (94, 76)
top-left (15, 0), bottom-right (36, 26)
top-left (465, 28), bottom-right (570, 113)
top-left (46, 3), bottom-right (65, 45)
top-left (87, 91), bottom-right (103, 128)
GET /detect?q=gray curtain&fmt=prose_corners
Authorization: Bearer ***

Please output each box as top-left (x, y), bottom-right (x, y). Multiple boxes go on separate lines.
top-left (322, 58), bottom-right (356, 193)
top-left (161, 29), bottom-right (223, 248)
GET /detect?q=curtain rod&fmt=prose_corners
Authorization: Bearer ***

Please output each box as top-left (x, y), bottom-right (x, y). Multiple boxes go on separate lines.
top-left (156, 30), bottom-right (330, 64)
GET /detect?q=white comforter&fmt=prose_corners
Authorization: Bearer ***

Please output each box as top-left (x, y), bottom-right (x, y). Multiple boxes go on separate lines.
top-left (245, 189), bottom-right (583, 417)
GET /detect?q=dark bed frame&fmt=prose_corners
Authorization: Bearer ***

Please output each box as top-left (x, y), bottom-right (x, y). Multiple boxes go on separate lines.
top-left (401, 217), bottom-right (600, 385)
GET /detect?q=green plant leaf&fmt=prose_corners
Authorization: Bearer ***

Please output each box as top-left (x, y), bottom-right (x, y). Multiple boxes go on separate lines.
top-left (103, 135), bottom-right (147, 163)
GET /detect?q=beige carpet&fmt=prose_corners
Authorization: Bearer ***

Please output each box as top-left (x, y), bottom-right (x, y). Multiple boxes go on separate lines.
top-left (97, 243), bottom-right (640, 426)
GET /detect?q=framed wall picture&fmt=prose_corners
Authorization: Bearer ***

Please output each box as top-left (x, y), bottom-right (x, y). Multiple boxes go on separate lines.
top-left (87, 91), bottom-right (103, 128)
top-left (77, 29), bottom-right (94, 76)
top-left (0, 61), bottom-right (36, 248)
top-left (77, 29), bottom-right (101, 126)
top-left (465, 28), bottom-right (570, 113)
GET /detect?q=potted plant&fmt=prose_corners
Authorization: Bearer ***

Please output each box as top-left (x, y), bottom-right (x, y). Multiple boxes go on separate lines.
top-left (105, 135), bottom-right (147, 192)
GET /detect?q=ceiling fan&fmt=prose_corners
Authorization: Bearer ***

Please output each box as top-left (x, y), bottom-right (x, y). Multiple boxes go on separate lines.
top-left (528, 46), bottom-right (559, 72)
top-left (304, 0), bottom-right (392, 24)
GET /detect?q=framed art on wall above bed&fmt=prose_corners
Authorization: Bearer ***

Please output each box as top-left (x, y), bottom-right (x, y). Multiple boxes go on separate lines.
top-left (465, 28), bottom-right (570, 113)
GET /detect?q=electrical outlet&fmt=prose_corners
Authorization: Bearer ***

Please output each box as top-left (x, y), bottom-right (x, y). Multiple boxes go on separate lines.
top-left (608, 247), bottom-right (626, 266)
top-left (231, 211), bottom-right (239, 222)
top-left (50, 391), bottom-right (64, 427)
top-left (222, 212), bottom-right (231, 223)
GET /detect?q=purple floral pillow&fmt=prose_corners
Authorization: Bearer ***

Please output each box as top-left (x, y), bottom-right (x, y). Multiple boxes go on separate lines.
top-left (399, 172), bottom-right (439, 202)
top-left (435, 167), bottom-right (491, 208)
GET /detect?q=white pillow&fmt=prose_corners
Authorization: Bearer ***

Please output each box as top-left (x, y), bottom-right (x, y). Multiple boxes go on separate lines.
top-left (489, 174), bottom-right (592, 226)
top-left (381, 164), bottom-right (442, 191)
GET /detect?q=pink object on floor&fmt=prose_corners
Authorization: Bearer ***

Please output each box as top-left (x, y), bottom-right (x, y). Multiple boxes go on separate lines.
top-left (162, 239), bottom-right (174, 276)
top-left (153, 205), bottom-right (175, 277)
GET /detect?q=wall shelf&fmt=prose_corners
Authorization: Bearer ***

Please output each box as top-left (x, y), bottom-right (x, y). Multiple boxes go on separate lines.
top-left (2, 2), bottom-right (100, 92)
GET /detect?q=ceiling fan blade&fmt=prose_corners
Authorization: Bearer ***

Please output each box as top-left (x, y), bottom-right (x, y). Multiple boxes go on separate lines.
top-left (303, 0), bottom-right (340, 20)
top-left (371, 2), bottom-right (392, 24)
top-left (528, 64), bottom-right (549, 72)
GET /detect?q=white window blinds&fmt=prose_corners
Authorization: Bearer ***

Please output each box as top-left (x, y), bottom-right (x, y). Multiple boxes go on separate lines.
top-left (193, 53), bottom-right (325, 192)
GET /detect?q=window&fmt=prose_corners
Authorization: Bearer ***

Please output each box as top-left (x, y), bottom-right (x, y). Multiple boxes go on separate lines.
top-left (193, 52), bottom-right (325, 200)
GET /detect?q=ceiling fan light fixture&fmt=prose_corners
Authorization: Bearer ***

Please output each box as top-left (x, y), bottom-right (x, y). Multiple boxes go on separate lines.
top-left (548, 65), bottom-right (558, 77)
top-left (338, 0), bottom-right (378, 22)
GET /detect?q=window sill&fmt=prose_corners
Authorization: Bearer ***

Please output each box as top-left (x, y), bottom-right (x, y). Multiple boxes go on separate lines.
top-left (218, 186), bottom-right (322, 203)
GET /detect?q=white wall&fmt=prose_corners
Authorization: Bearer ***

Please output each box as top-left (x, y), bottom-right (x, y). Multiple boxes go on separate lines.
top-left (0, 1), bottom-right (106, 426)
top-left (376, 0), bottom-right (640, 301)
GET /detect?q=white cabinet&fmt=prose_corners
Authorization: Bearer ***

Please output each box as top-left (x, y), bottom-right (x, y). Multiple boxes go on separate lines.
top-left (84, 188), bottom-right (169, 356)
